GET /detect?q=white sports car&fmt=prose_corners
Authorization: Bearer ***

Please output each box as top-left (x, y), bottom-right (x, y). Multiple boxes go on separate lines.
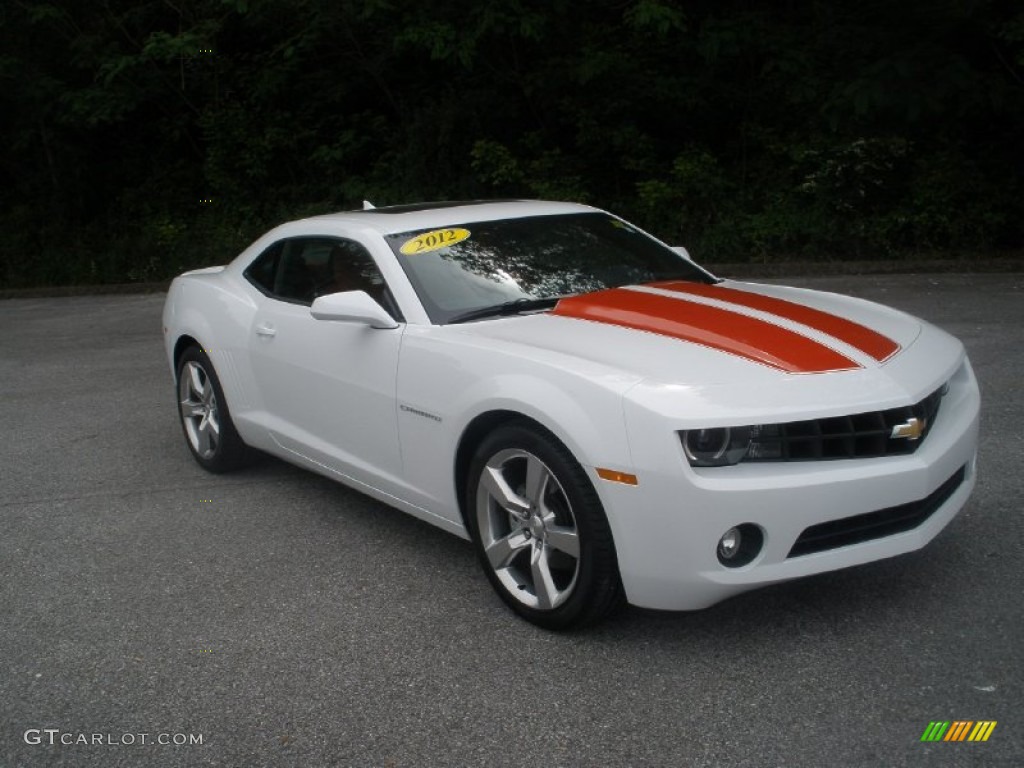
top-left (162, 200), bottom-right (979, 628)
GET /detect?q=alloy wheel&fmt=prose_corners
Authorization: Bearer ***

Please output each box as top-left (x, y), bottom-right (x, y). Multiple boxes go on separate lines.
top-left (475, 448), bottom-right (581, 610)
top-left (179, 360), bottom-right (220, 459)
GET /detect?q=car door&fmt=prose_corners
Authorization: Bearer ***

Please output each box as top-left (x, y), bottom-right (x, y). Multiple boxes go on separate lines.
top-left (243, 236), bottom-right (405, 488)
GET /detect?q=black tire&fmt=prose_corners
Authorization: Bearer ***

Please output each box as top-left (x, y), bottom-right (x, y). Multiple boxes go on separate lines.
top-left (175, 346), bottom-right (251, 473)
top-left (465, 422), bottom-right (625, 629)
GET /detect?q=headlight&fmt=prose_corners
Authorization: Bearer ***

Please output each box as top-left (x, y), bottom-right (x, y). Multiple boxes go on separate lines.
top-left (682, 427), bottom-right (752, 466)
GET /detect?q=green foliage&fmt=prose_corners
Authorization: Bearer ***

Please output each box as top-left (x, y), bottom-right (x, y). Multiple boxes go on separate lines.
top-left (624, 1), bottom-right (687, 37)
top-left (1, 0), bottom-right (1022, 288)
top-left (471, 140), bottom-right (524, 188)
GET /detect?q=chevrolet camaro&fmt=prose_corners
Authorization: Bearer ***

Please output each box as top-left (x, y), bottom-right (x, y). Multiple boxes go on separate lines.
top-left (162, 200), bottom-right (980, 628)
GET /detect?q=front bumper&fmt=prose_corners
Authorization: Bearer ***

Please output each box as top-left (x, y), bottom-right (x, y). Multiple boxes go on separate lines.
top-left (605, 358), bottom-right (980, 611)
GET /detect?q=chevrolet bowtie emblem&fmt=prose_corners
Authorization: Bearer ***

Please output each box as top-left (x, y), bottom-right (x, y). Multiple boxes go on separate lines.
top-left (891, 416), bottom-right (925, 440)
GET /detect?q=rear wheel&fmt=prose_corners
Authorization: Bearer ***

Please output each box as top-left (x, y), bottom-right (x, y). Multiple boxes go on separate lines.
top-left (176, 346), bottom-right (250, 472)
top-left (466, 422), bottom-right (624, 629)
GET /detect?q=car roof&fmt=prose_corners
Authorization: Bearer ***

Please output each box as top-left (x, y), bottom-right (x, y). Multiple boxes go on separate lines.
top-left (294, 200), bottom-right (600, 236)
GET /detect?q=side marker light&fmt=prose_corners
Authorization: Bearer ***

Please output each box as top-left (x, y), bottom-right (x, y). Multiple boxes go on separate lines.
top-left (596, 468), bottom-right (638, 486)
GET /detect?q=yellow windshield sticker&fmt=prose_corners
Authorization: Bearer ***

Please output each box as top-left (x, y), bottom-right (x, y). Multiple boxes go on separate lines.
top-left (400, 228), bottom-right (471, 255)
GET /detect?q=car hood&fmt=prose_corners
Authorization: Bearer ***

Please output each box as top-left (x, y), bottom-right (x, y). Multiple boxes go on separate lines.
top-left (446, 280), bottom-right (963, 420)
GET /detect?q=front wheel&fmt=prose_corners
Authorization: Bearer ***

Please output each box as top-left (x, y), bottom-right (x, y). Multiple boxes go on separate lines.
top-left (466, 423), bottom-right (624, 629)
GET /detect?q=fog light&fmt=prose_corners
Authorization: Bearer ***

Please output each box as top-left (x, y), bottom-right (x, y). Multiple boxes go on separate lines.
top-left (716, 523), bottom-right (764, 567)
top-left (718, 527), bottom-right (742, 560)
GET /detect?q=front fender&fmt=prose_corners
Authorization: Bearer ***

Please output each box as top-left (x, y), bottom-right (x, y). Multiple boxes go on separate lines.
top-left (395, 325), bottom-right (640, 527)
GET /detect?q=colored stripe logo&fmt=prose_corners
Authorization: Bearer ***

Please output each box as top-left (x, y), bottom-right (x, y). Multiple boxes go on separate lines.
top-left (920, 721), bottom-right (997, 742)
top-left (552, 287), bottom-right (861, 374)
top-left (652, 281), bottom-right (901, 362)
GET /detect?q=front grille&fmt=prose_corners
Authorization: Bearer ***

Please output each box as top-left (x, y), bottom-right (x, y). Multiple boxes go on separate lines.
top-left (787, 464), bottom-right (967, 558)
top-left (746, 386), bottom-right (945, 462)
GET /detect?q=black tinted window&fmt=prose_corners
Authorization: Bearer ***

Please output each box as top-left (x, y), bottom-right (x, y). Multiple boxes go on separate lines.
top-left (243, 241), bottom-right (281, 295)
top-left (244, 237), bottom-right (401, 319)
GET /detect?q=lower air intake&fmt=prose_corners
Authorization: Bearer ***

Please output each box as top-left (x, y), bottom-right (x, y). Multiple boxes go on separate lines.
top-left (787, 465), bottom-right (967, 558)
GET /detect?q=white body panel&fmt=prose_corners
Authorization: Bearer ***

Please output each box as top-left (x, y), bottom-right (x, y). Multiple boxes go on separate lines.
top-left (162, 200), bottom-right (980, 611)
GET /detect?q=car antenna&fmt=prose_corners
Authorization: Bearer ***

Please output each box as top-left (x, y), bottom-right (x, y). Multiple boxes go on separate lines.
top-left (363, 200), bottom-right (376, 210)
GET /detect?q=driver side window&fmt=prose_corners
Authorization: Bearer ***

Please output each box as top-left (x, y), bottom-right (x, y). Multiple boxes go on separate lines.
top-left (244, 237), bottom-right (402, 320)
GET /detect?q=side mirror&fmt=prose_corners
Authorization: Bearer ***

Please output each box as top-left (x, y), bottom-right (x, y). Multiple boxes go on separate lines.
top-left (310, 290), bottom-right (399, 329)
top-left (671, 245), bottom-right (692, 261)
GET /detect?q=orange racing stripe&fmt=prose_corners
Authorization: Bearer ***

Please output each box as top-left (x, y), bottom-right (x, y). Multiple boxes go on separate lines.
top-left (552, 288), bottom-right (860, 373)
top-left (652, 281), bottom-right (900, 362)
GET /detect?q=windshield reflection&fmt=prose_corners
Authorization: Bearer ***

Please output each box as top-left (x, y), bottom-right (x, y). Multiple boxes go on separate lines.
top-left (385, 212), bottom-right (714, 323)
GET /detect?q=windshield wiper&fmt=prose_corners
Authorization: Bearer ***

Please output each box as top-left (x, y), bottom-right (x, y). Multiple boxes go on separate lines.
top-left (446, 296), bottom-right (563, 325)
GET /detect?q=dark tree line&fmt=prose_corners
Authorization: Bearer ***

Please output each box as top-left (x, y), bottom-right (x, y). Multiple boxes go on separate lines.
top-left (2, 0), bottom-right (1022, 287)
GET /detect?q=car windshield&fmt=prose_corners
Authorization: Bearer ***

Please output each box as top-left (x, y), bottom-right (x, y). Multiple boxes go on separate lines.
top-left (384, 212), bottom-right (716, 324)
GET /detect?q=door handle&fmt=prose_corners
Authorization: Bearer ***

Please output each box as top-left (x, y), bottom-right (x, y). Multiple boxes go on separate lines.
top-left (255, 323), bottom-right (277, 338)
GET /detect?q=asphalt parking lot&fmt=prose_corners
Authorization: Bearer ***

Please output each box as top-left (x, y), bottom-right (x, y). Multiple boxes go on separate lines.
top-left (1, 273), bottom-right (1021, 768)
